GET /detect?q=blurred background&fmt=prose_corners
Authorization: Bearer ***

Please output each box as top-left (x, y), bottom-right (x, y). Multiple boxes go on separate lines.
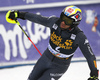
top-left (0, 0), bottom-right (100, 80)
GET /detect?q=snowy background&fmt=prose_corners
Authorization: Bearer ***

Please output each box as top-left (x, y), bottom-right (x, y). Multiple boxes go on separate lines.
top-left (0, 61), bottom-right (100, 80)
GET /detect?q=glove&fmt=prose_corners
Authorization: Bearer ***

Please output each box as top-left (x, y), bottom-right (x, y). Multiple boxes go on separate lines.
top-left (8, 10), bottom-right (27, 20)
top-left (88, 70), bottom-right (99, 80)
top-left (6, 10), bottom-right (18, 24)
top-left (6, 10), bottom-right (27, 24)
top-left (8, 10), bottom-right (18, 20)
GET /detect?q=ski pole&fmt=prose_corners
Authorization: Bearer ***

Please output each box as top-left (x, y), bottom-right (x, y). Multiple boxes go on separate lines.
top-left (16, 20), bottom-right (42, 56)
top-left (6, 10), bottom-right (42, 56)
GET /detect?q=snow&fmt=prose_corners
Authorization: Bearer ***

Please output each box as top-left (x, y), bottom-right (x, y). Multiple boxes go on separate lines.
top-left (0, 61), bottom-right (100, 80)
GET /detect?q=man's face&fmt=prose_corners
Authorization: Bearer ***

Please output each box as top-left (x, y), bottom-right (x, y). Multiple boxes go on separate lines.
top-left (60, 21), bottom-right (71, 30)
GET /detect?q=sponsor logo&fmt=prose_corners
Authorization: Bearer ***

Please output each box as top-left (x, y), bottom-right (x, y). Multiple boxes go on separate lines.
top-left (87, 44), bottom-right (94, 55)
top-left (84, 39), bottom-right (89, 44)
top-left (70, 34), bottom-right (76, 40)
top-left (52, 24), bottom-right (58, 30)
top-left (50, 73), bottom-right (63, 77)
top-left (50, 32), bottom-right (73, 49)
top-left (66, 8), bottom-right (74, 14)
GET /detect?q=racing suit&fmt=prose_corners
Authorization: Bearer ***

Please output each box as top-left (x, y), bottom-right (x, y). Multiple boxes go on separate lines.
top-left (23, 13), bottom-right (98, 80)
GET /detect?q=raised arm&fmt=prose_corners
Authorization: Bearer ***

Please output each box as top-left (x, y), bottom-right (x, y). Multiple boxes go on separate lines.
top-left (24, 13), bottom-right (59, 28)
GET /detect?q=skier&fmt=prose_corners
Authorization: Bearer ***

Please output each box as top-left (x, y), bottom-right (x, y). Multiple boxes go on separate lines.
top-left (7, 5), bottom-right (99, 80)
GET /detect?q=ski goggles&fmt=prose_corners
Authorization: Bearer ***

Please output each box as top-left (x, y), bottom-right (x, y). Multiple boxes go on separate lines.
top-left (61, 15), bottom-right (74, 25)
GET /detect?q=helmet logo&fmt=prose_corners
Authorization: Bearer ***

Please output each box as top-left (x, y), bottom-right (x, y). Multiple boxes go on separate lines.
top-left (75, 14), bottom-right (79, 19)
top-left (74, 12), bottom-right (81, 21)
top-left (66, 8), bottom-right (74, 14)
